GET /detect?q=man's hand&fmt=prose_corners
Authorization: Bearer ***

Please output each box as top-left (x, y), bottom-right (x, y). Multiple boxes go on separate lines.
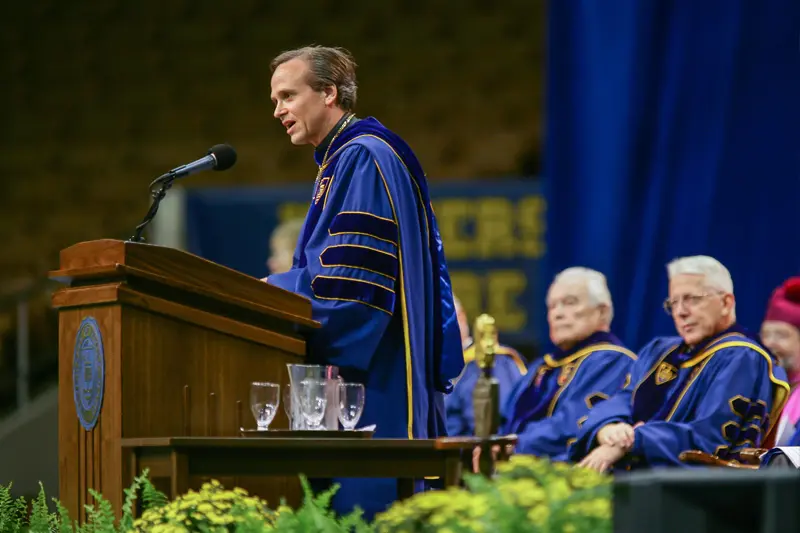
top-left (261, 276), bottom-right (269, 282)
top-left (472, 444), bottom-right (514, 473)
top-left (578, 444), bottom-right (627, 473)
top-left (472, 444), bottom-right (500, 473)
top-left (597, 422), bottom-right (635, 449)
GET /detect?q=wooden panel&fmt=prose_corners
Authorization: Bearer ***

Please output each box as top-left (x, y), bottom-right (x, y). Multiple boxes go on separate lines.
top-left (119, 304), bottom-right (304, 510)
top-left (119, 305), bottom-right (300, 438)
top-left (53, 283), bottom-right (306, 355)
top-left (123, 438), bottom-right (474, 510)
top-left (50, 264), bottom-right (318, 331)
top-left (58, 305), bottom-right (122, 523)
top-left (55, 250), bottom-right (310, 520)
top-left (50, 239), bottom-right (316, 326)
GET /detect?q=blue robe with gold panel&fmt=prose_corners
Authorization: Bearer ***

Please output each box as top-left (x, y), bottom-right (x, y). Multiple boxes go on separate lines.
top-left (500, 331), bottom-right (636, 461)
top-left (267, 116), bottom-right (464, 518)
top-left (568, 326), bottom-right (790, 468)
top-left (445, 342), bottom-right (528, 436)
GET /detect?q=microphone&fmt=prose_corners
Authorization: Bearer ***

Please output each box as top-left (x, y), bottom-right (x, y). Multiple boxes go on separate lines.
top-left (159, 143), bottom-right (237, 183)
top-left (130, 144), bottom-right (237, 243)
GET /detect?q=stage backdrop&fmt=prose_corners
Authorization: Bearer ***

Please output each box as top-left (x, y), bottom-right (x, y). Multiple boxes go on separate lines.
top-left (182, 179), bottom-right (546, 350)
top-left (545, 0), bottom-right (800, 351)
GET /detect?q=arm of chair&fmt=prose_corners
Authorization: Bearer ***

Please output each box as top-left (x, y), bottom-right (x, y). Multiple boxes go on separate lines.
top-left (435, 435), bottom-right (519, 478)
top-left (736, 448), bottom-right (768, 465)
top-left (433, 435), bottom-right (519, 451)
top-left (678, 450), bottom-right (761, 469)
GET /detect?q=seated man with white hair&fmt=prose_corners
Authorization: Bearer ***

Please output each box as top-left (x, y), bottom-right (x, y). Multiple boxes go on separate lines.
top-left (571, 255), bottom-right (790, 472)
top-left (498, 267), bottom-right (636, 460)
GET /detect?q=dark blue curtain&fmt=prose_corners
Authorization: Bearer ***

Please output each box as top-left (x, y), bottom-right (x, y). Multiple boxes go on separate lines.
top-left (545, 0), bottom-right (800, 351)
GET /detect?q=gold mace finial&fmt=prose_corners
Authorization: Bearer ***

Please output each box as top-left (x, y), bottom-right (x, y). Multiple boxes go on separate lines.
top-left (473, 314), bottom-right (498, 370)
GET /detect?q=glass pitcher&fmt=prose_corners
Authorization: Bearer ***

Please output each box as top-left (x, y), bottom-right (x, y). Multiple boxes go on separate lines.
top-left (286, 364), bottom-right (341, 430)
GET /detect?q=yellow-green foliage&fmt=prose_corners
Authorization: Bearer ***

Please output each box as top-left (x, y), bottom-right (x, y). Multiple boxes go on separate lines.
top-left (131, 479), bottom-right (276, 533)
top-left (373, 455), bottom-right (612, 533)
top-left (0, 455), bottom-right (612, 532)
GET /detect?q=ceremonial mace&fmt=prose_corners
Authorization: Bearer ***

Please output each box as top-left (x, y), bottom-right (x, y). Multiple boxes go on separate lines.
top-left (472, 313), bottom-right (501, 477)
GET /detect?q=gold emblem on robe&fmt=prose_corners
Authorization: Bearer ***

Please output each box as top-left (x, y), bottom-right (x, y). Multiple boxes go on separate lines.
top-left (314, 176), bottom-right (331, 205)
top-left (655, 362), bottom-right (678, 385)
top-left (557, 363), bottom-right (576, 386)
top-left (534, 365), bottom-right (549, 387)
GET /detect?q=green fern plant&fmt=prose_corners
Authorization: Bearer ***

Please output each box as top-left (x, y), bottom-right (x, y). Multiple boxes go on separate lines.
top-left (0, 468), bottom-right (168, 533)
top-left (0, 481), bottom-right (29, 533)
top-left (138, 473), bottom-right (168, 513)
top-left (55, 499), bottom-right (77, 533)
top-left (28, 483), bottom-right (56, 533)
top-left (271, 475), bottom-right (373, 533)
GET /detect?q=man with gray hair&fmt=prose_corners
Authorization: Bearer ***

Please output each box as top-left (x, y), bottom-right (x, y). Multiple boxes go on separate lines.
top-left (572, 255), bottom-right (790, 472)
top-left (266, 45), bottom-right (463, 519)
top-left (493, 266), bottom-right (636, 460)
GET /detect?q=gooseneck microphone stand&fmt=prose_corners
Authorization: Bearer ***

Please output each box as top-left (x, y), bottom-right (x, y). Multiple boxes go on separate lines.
top-left (127, 144), bottom-right (236, 243)
top-left (128, 173), bottom-right (176, 243)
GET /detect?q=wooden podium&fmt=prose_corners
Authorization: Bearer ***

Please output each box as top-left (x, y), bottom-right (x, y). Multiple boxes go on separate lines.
top-left (49, 239), bottom-right (318, 521)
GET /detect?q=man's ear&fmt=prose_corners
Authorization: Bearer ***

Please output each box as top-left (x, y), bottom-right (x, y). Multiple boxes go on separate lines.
top-left (323, 85), bottom-right (338, 107)
top-left (722, 293), bottom-right (735, 316)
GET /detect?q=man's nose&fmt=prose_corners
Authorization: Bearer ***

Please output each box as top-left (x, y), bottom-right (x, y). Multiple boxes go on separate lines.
top-left (273, 104), bottom-right (285, 118)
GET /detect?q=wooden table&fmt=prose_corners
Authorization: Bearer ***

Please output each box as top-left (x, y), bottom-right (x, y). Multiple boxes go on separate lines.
top-left (121, 437), bottom-right (483, 501)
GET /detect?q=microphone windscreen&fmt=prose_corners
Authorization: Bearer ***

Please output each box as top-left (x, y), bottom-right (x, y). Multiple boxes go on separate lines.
top-left (209, 144), bottom-right (237, 171)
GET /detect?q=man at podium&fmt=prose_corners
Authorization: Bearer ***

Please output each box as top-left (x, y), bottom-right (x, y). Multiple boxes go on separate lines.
top-left (266, 45), bottom-right (464, 518)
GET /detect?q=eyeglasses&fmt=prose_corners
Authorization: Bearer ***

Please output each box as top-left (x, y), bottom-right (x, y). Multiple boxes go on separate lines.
top-left (662, 292), bottom-right (722, 315)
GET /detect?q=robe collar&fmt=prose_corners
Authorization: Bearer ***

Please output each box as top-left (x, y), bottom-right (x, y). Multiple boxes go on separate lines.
top-left (677, 323), bottom-right (755, 362)
top-left (314, 113), bottom-right (360, 166)
top-left (548, 330), bottom-right (624, 363)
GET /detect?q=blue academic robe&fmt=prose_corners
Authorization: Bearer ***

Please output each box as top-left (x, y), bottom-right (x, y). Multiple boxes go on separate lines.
top-left (569, 326), bottom-right (790, 469)
top-left (267, 117), bottom-right (464, 518)
top-left (500, 331), bottom-right (636, 461)
top-left (445, 342), bottom-right (527, 437)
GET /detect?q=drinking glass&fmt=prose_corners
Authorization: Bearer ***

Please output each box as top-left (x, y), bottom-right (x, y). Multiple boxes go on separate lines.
top-left (298, 378), bottom-right (327, 430)
top-left (282, 383), bottom-right (292, 425)
top-left (250, 382), bottom-right (280, 431)
top-left (338, 382), bottom-right (365, 430)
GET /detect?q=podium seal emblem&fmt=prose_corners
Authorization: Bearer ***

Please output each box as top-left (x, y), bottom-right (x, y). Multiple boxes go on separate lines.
top-left (72, 316), bottom-right (105, 431)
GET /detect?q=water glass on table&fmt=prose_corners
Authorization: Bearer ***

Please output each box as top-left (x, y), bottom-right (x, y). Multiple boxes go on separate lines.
top-left (250, 382), bottom-right (280, 430)
top-left (338, 382), bottom-right (365, 430)
top-left (283, 383), bottom-right (293, 425)
top-left (298, 378), bottom-right (328, 430)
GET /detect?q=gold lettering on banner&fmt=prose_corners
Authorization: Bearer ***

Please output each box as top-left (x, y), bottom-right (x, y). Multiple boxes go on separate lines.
top-left (518, 196), bottom-right (547, 258)
top-left (476, 197), bottom-right (515, 259)
top-left (450, 269), bottom-right (528, 334)
top-left (432, 195), bottom-right (547, 261)
top-left (487, 270), bottom-right (527, 331)
top-left (449, 271), bottom-right (482, 327)
top-left (278, 202), bottom-right (309, 223)
top-left (436, 199), bottom-right (472, 260)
